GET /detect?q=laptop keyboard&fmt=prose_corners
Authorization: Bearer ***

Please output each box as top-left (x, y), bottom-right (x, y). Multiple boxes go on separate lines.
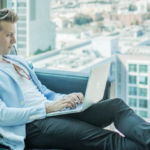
top-left (61, 103), bottom-right (83, 111)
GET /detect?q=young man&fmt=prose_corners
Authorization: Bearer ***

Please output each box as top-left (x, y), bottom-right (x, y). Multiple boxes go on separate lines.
top-left (0, 8), bottom-right (150, 150)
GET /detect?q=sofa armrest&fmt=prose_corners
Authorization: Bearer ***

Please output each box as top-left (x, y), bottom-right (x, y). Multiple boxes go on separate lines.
top-left (35, 69), bottom-right (112, 101)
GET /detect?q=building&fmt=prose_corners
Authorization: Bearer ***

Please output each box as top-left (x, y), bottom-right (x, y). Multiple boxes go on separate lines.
top-left (116, 52), bottom-right (150, 119)
top-left (103, 12), bottom-right (145, 26)
top-left (11, 0), bottom-right (56, 57)
top-left (92, 36), bottom-right (119, 57)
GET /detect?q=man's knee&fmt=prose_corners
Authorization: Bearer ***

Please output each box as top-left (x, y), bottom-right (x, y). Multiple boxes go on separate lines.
top-left (113, 98), bottom-right (125, 105)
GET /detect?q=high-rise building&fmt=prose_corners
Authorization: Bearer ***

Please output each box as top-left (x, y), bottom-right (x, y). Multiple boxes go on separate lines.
top-left (116, 53), bottom-right (150, 119)
top-left (11, 0), bottom-right (56, 57)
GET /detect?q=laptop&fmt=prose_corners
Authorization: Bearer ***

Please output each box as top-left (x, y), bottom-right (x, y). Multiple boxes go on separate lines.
top-left (46, 62), bottom-right (110, 117)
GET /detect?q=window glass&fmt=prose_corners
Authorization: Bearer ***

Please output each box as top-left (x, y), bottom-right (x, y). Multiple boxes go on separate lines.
top-left (17, 44), bottom-right (26, 48)
top-left (117, 62), bottom-right (121, 72)
top-left (139, 111), bottom-right (148, 118)
top-left (129, 75), bottom-right (137, 84)
top-left (129, 98), bottom-right (137, 107)
top-left (139, 99), bottom-right (148, 108)
top-left (17, 2), bottom-right (26, 7)
top-left (139, 76), bottom-right (148, 85)
top-left (17, 37), bottom-right (26, 42)
top-left (139, 88), bottom-right (147, 97)
top-left (17, 30), bottom-right (26, 35)
top-left (30, 0), bottom-right (36, 21)
top-left (17, 23), bottom-right (26, 28)
top-left (117, 85), bottom-right (121, 95)
top-left (117, 73), bottom-right (121, 83)
top-left (110, 62), bottom-right (115, 77)
top-left (139, 65), bottom-right (148, 73)
top-left (17, 9), bottom-right (26, 14)
top-left (129, 64), bottom-right (137, 72)
top-left (19, 16), bottom-right (26, 21)
top-left (128, 87), bottom-right (137, 96)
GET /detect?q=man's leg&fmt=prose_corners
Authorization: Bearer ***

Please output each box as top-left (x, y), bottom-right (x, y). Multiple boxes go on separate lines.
top-left (69, 98), bottom-right (150, 149)
top-left (25, 114), bottom-right (146, 150)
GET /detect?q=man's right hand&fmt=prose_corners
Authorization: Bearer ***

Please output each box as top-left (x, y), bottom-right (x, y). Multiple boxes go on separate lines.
top-left (45, 92), bottom-right (84, 114)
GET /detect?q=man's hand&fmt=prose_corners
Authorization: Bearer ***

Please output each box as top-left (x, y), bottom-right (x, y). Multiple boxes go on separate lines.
top-left (45, 92), bottom-right (84, 114)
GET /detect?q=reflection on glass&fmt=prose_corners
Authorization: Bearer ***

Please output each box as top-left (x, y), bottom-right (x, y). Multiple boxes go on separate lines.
top-left (129, 75), bottom-right (137, 84)
top-left (139, 111), bottom-right (148, 118)
top-left (139, 76), bottom-right (148, 85)
top-left (139, 99), bottom-right (148, 108)
top-left (129, 98), bottom-right (137, 107)
top-left (129, 87), bottom-right (137, 96)
top-left (129, 64), bottom-right (137, 72)
top-left (139, 88), bottom-right (147, 97)
top-left (139, 65), bottom-right (148, 73)
top-left (117, 85), bottom-right (121, 95)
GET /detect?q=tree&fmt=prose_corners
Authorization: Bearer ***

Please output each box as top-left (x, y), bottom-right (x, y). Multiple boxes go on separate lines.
top-left (129, 4), bottom-right (137, 11)
top-left (34, 46), bottom-right (51, 55)
top-left (74, 14), bottom-right (93, 25)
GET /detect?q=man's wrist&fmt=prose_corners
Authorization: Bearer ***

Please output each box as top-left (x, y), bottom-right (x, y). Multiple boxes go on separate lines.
top-left (45, 104), bottom-right (49, 114)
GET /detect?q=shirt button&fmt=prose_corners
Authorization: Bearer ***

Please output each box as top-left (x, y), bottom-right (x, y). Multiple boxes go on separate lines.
top-left (20, 101), bottom-right (24, 105)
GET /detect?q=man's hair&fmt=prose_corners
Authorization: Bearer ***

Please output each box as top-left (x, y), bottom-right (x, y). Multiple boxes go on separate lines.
top-left (0, 8), bottom-right (19, 31)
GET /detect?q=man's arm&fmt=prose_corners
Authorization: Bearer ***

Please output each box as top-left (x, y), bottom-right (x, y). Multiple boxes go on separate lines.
top-left (39, 82), bottom-right (67, 100)
top-left (0, 99), bottom-right (46, 126)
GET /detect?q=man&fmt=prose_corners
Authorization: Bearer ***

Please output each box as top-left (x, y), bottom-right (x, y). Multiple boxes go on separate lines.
top-left (0, 8), bottom-right (150, 150)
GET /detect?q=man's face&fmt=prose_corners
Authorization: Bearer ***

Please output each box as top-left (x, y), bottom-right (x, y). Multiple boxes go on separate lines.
top-left (0, 21), bottom-right (16, 55)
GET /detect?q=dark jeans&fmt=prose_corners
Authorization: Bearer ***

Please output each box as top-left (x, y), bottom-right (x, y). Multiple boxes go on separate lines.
top-left (25, 98), bottom-right (150, 150)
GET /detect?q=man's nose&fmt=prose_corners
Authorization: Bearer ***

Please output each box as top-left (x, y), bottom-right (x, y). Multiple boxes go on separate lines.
top-left (11, 35), bottom-right (16, 44)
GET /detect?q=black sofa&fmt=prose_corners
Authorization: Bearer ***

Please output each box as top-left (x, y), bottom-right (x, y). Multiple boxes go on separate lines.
top-left (0, 46), bottom-right (114, 150)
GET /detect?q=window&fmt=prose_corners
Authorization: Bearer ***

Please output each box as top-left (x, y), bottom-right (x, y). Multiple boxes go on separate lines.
top-left (117, 61), bottom-right (121, 72)
top-left (17, 30), bottom-right (26, 35)
top-left (17, 23), bottom-right (26, 28)
top-left (17, 9), bottom-right (26, 14)
top-left (129, 64), bottom-right (137, 72)
top-left (129, 75), bottom-right (136, 84)
top-left (139, 88), bottom-right (147, 97)
top-left (129, 98), bottom-right (137, 107)
top-left (117, 73), bottom-right (121, 83)
top-left (139, 99), bottom-right (148, 108)
top-left (128, 87), bottom-right (137, 96)
top-left (139, 65), bottom-right (148, 73)
top-left (110, 62), bottom-right (115, 77)
top-left (17, 44), bottom-right (26, 48)
top-left (139, 76), bottom-right (148, 85)
top-left (19, 16), bottom-right (26, 21)
top-left (139, 111), bottom-right (148, 118)
top-left (17, 2), bottom-right (26, 7)
top-left (117, 85), bottom-right (121, 95)
top-left (17, 37), bottom-right (26, 42)
top-left (30, 0), bottom-right (36, 21)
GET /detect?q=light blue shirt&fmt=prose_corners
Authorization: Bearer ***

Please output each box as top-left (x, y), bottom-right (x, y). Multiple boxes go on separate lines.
top-left (0, 55), bottom-right (65, 150)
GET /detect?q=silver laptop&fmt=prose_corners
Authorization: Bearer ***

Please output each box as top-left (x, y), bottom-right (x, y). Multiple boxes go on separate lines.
top-left (46, 62), bottom-right (110, 117)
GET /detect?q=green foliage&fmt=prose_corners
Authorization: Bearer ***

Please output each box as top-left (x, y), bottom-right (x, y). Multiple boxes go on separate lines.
top-left (34, 46), bottom-right (51, 55)
top-left (74, 14), bottom-right (93, 25)
top-left (129, 4), bottom-right (137, 11)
